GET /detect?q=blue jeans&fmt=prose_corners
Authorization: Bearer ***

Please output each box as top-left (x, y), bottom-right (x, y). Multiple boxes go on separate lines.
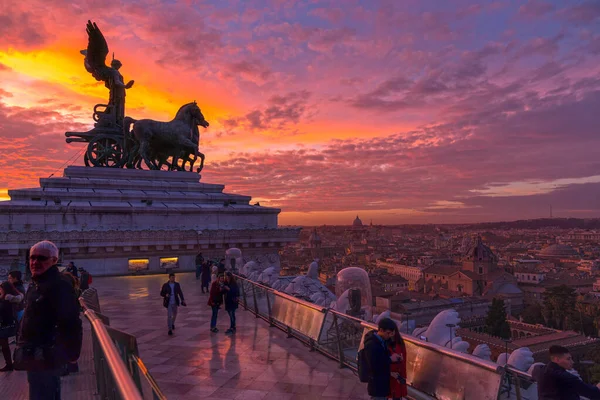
top-left (28, 369), bottom-right (61, 400)
top-left (227, 309), bottom-right (236, 329)
top-left (211, 306), bottom-right (220, 328)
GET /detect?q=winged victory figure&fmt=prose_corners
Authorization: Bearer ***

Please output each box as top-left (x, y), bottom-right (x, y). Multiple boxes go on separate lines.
top-left (80, 20), bottom-right (134, 128)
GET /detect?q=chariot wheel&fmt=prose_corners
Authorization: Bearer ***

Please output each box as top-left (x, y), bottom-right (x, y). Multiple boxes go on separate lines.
top-left (83, 152), bottom-right (90, 167)
top-left (86, 135), bottom-right (126, 168)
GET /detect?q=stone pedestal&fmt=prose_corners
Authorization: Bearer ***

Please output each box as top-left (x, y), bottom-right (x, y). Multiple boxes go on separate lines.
top-left (0, 167), bottom-right (299, 276)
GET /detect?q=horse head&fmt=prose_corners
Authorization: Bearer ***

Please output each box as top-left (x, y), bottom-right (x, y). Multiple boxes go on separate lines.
top-left (175, 102), bottom-right (210, 129)
top-left (188, 102), bottom-right (209, 128)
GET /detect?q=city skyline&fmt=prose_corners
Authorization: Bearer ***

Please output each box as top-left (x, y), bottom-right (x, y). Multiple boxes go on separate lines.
top-left (1, 0), bottom-right (600, 224)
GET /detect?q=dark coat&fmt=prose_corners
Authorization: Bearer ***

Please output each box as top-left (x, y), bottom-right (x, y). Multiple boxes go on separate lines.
top-left (224, 282), bottom-right (239, 311)
top-left (160, 282), bottom-right (185, 307)
top-left (389, 337), bottom-right (408, 398)
top-left (80, 270), bottom-right (90, 291)
top-left (201, 263), bottom-right (211, 285)
top-left (0, 299), bottom-right (15, 327)
top-left (363, 330), bottom-right (391, 397)
top-left (18, 265), bottom-right (83, 368)
top-left (207, 281), bottom-right (224, 307)
top-left (534, 362), bottom-right (600, 400)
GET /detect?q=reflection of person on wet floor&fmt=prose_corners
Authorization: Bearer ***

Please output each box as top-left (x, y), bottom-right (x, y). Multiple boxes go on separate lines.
top-left (208, 274), bottom-right (225, 332)
top-left (223, 272), bottom-right (239, 334)
top-left (160, 273), bottom-right (186, 336)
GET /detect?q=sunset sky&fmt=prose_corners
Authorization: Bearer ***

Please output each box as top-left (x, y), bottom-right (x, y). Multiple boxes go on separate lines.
top-left (1, 0), bottom-right (599, 225)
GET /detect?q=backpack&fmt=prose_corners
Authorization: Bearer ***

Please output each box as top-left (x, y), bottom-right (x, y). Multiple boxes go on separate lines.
top-left (357, 347), bottom-right (369, 383)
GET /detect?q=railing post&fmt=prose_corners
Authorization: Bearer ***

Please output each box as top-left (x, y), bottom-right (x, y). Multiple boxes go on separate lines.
top-left (252, 284), bottom-right (259, 317)
top-left (265, 290), bottom-right (274, 327)
top-left (332, 313), bottom-right (345, 368)
top-left (240, 279), bottom-right (248, 309)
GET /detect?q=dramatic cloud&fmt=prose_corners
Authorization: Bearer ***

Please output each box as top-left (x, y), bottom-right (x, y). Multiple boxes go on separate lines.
top-left (1, 0), bottom-right (600, 224)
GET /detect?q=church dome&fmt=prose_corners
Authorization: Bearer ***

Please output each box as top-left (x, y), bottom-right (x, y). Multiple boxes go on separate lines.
top-left (353, 215), bottom-right (363, 227)
top-left (463, 236), bottom-right (497, 263)
top-left (539, 244), bottom-right (579, 258)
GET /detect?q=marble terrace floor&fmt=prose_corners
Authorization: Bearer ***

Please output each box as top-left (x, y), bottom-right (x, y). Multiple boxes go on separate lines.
top-left (2, 272), bottom-right (372, 400)
top-left (99, 272), bottom-right (372, 399)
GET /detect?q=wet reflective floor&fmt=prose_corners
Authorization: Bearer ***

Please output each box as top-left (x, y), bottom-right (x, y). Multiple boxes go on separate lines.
top-left (98, 272), bottom-right (371, 399)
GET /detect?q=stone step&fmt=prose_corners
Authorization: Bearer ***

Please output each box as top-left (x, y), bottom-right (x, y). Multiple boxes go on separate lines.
top-left (63, 166), bottom-right (202, 182)
top-left (8, 187), bottom-right (252, 205)
top-left (40, 177), bottom-right (225, 193)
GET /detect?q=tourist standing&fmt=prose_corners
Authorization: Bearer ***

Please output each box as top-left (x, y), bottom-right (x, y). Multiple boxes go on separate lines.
top-left (79, 268), bottom-right (92, 291)
top-left (66, 262), bottom-right (78, 279)
top-left (388, 330), bottom-right (407, 400)
top-left (208, 274), bottom-right (225, 332)
top-left (15, 240), bottom-right (82, 400)
top-left (160, 273), bottom-right (186, 336)
top-left (201, 261), bottom-right (211, 294)
top-left (223, 272), bottom-right (239, 334)
top-left (362, 318), bottom-right (400, 400)
top-left (0, 281), bottom-right (19, 372)
top-left (7, 271), bottom-right (25, 322)
top-left (195, 252), bottom-right (204, 280)
top-left (217, 258), bottom-right (226, 274)
top-left (533, 345), bottom-right (600, 400)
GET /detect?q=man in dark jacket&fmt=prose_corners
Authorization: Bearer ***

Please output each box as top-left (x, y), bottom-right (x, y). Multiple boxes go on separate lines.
top-left (362, 317), bottom-right (400, 400)
top-left (195, 252), bottom-right (204, 280)
top-left (17, 240), bottom-right (82, 400)
top-left (533, 345), bottom-right (600, 400)
top-left (160, 273), bottom-right (186, 336)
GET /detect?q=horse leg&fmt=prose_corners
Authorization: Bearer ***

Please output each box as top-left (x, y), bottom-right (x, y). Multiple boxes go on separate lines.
top-left (197, 152), bottom-right (205, 173)
top-left (140, 141), bottom-right (158, 170)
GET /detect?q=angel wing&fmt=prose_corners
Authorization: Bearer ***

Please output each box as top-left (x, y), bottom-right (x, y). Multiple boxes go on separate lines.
top-left (80, 20), bottom-right (111, 82)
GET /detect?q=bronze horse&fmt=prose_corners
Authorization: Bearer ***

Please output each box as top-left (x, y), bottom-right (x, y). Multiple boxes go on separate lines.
top-left (124, 102), bottom-right (209, 172)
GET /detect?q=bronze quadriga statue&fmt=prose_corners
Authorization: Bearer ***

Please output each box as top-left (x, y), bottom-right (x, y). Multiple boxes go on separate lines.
top-left (65, 20), bottom-right (209, 172)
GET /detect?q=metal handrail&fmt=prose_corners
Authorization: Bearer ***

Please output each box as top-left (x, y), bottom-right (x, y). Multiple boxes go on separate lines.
top-left (80, 299), bottom-right (144, 400)
top-left (130, 354), bottom-right (168, 400)
top-left (234, 274), bottom-right (536, 400)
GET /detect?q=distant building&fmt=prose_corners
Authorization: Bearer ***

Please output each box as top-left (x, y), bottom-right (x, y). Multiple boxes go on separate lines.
top-left (381, 275), bottom-right (409, 293)
top-left (561, 230), bottom-right (600, 242)
top-left (514, 270), bottom-right (546, 284)
top-left (376, 260), bottom-right (426, 290)
top-left (422, 237), bottom-right (523, 312)
top-left (537, 243), bottom-right (580, 260)
top-left (459, 319), bottom-right (600, 363)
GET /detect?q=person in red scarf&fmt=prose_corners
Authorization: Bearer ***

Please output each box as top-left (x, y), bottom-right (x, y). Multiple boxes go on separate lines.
top-left (388, 329), bottom-right (407, 399)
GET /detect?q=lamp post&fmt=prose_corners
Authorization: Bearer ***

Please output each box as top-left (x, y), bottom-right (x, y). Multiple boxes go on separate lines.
top-left (503, 338), bottom-right (512, 366)
top-left (446, 323), bottom-right (456, 349)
